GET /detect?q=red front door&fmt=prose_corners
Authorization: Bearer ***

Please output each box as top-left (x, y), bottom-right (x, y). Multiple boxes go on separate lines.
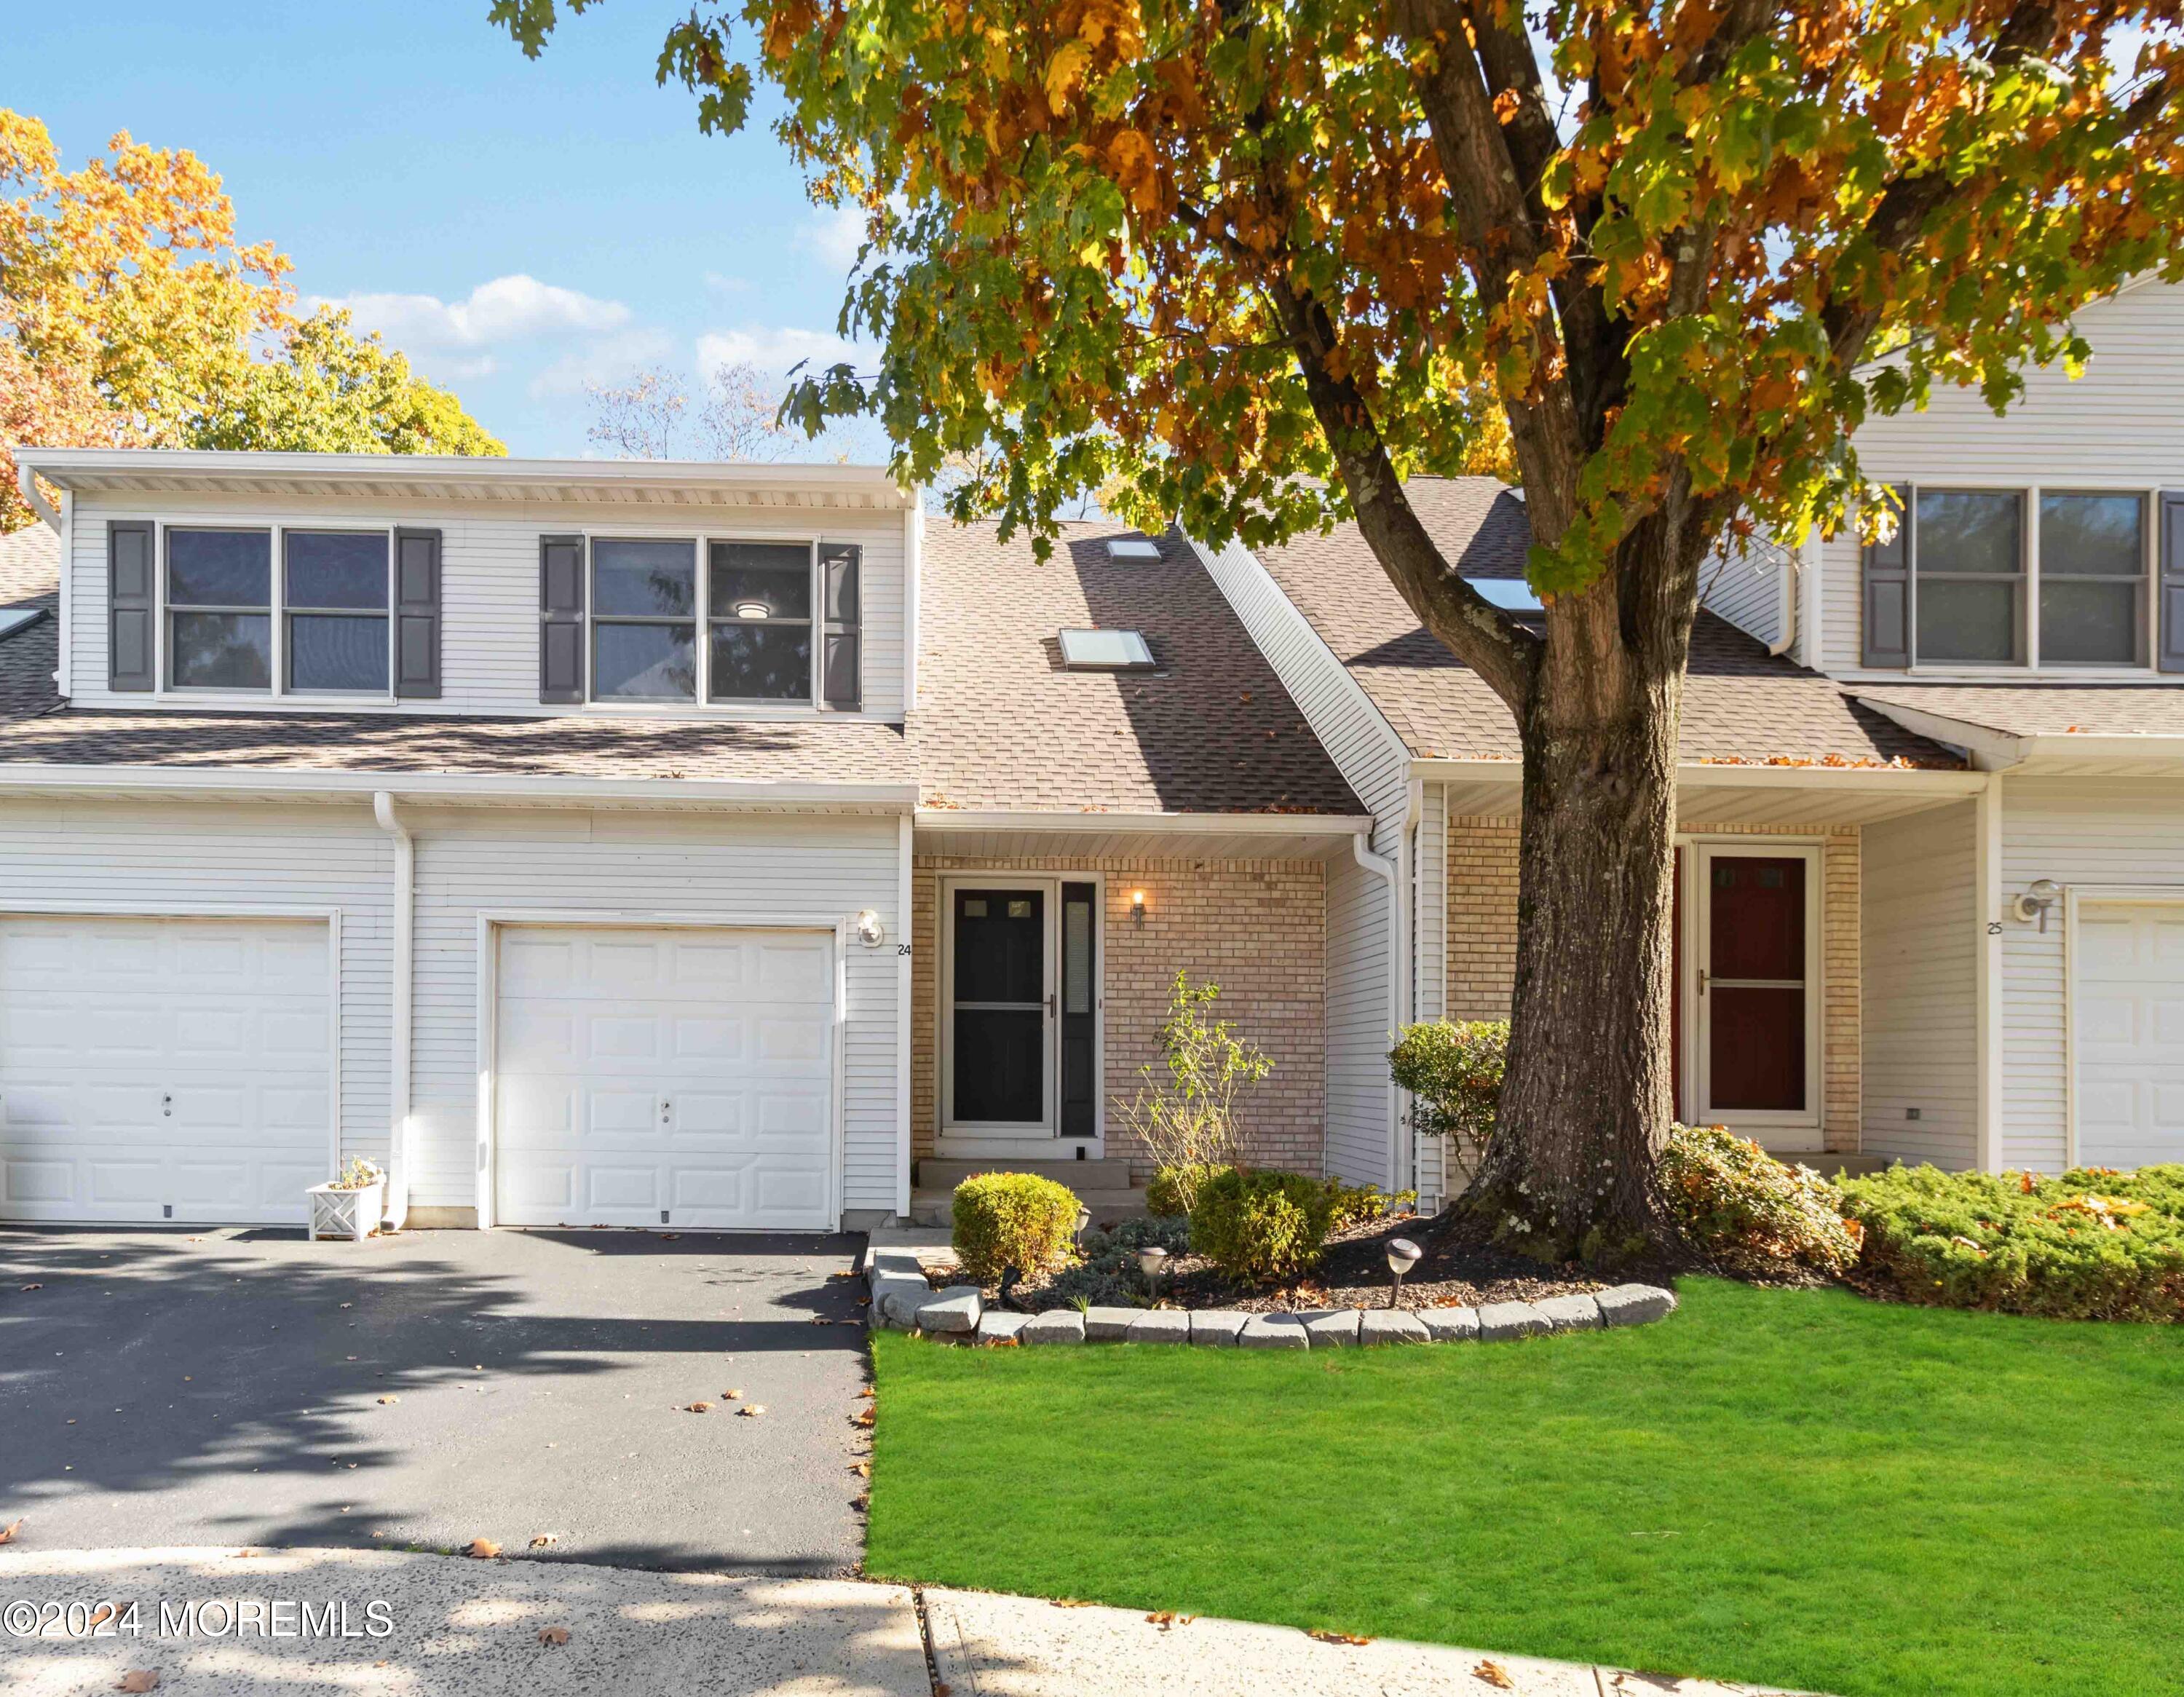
top-left (1700, 853), bottom-right (1809, 1115)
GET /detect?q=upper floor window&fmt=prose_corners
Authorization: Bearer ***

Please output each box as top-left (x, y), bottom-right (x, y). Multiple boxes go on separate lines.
top-left (167, 528), bottom-right (272, 689)
top-left (539, 533), bottom-right (860, 710)
top-left (286, 531), bottom-right (391, 692)
top-left (1864, 486), bottom-right (2149, 670)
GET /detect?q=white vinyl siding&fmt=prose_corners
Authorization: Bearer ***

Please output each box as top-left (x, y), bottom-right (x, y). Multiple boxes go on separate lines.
top-left (67, 493), bottom-right (907, 720)
top-left (1700, 548), bottom-right (1784, 648)
top-left (1827, 277), bottom-right (2184, 676)
top-left (1192, 533), bottom-right (1409, 1187)
top-left (1998, 775), bottom-right (2184, 1172)
top-left (1860, 801), bottom-right (1979, 1168)
top-left (405, 806), bottom-right (902, 1215)
top-left (0, 799), bottom-right (392, 1178)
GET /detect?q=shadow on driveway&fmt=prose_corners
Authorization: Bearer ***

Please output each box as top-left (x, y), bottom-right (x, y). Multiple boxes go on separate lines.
top-left (0, 1225), bottom-right (874, 1574)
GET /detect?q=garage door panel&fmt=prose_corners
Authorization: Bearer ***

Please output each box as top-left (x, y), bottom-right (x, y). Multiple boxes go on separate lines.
top-left (0, 914), bottom-right (332, 1225)
top-left (2078, 903), bottom-right (2184, 1170)
top-left (495, 925), bottom-right (834, 1230)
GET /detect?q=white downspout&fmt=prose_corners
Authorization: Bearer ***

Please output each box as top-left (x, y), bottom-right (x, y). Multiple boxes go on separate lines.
top-left (372, 792), bottom-right (415, 1229)
top-left (1350, 826), bottom-right (1399, 1191)
top-left (15, 461), bottom-right (60, 531)
top-left (1767, 536), bottom-right (1808, 658)
top-left (895, 811), bottom-right (914, 1221)
top-left (1975, 772), bottom-right (2004, 1173)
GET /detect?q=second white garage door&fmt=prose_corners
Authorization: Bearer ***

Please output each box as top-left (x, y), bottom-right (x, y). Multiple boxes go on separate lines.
top-left (493, 925), bottom-right (836, 1230)
top-left (2075, 901), bottom-right (2184, 1169)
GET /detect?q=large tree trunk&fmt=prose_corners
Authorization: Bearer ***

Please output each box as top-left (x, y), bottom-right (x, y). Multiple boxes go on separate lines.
top-left (1465, 523), bottom-right (1695, 1265)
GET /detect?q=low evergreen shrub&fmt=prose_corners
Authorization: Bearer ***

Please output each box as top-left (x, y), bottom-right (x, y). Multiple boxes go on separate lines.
top-left (1660, 1125), bottom-right (1861, 1278)
top-left (1321, 1178), bottom-right (1415, 1230)
top-left (1147, 1162), bottom-right (1231, 1219)
top-left (951, 1171), bottom-right (1081, 1283)
top-left (1189, 1167), bottom-right (1336, 1286)
top-left (1840, 1163), bottom-right (2184, 1321)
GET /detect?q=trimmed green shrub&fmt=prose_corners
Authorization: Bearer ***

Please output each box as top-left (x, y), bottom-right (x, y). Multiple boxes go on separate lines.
top-left (1321, 1179), bottom-right (1416, 1231)
top-left (1147, 1162), bottom-right (1231, 1219)
top-left (1661, 1125), bottom-right (1860, 1278)
top-left (1840, 1163), bottom-right (2184, 1321)
top-left (951, 1171), bottom-right (1081, 1283)
top-left (1189, 1167), bottom-right (1336, 1286)
top-left (1388, 1019), bottom-right (1508, 1187)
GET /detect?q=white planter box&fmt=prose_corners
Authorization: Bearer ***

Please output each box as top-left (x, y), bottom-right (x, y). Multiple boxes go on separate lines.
top-left (308, 1179), bottom-right (384, 1242)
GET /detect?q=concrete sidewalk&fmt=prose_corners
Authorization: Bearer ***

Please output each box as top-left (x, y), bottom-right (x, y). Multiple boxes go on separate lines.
top-left (0, 1548), bottom-right (1811, 1696)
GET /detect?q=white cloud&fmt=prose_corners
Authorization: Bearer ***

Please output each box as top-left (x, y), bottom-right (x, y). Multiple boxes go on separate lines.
top-left (527, 327), bottom-right (679, 398)
top-left (328, 274), bottom-right (633, 353)
top-left (792, 205), bottom-right (869, 272)
top-left (697, 325), bottom-right (865, 377)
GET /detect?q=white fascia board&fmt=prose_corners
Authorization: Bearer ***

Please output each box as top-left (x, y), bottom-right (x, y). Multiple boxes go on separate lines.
top-left (0, 763), bottom-right (919, 807)
top-left (10, 447), bottom-right (917, 507)
top-left (914, 808), bottom-right (1376, 836)
top-left (1410, 754), bottom-right (1989, 797)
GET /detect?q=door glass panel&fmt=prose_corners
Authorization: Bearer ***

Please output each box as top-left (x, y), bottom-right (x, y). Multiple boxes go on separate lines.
top-left (1708, 856), bottom-right (1807, 1113)
top-left (954, 889), bottom-right (1043, 1004)
top-left (1064, 897), bottom-right (1093, 1016)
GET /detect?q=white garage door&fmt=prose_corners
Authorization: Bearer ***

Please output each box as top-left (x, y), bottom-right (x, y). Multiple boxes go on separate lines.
top-left (0, 914), bottom-right (333, 1225)
top-left (2076, 902), bottom-right (2184, 1169)
top-left (494, 926), bottom-right (836, 1230)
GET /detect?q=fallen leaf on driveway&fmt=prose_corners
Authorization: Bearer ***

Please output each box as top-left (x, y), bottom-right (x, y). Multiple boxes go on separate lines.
top-left (116, 1674), bottom-right (159, 1693)
top-left (721, 1387), bottom-right (743, 1399)
top-left (0, 1519), bottom-right (20, 1545)
top-left (1472, 1661), bottom-right (1516, 1688)
top-left (231, 1549), bottom-right (260, 1559)
top-left (1051, 1598), bottom-right (1093, 1608)
top-left (1146, 1611), bottom-right (1193, 1630)
top-left (737, 1404), bottom-right (766, 1417)
top-left (849, 1462), bottom-right (870, 1477)
top-left (17, 1283), bottom-right (40, 1291)
top-left (1310, 1629), bottom-right (1372, 1647)
top-left (686, 1401), bottom-right (712, 1413)
top-left (857, 1385), bottom-right (875, 1399)
top-left (529, 1535), bottom-right (558, 1548)
top-left (377, 1396), bottom-right (398, 1406)
top-left (467, 1538), bottom-right (502, 1559)
top-left (537, 1626), bottom-right (570, 1646)
top-left (850, 1409), bottom-right (874, 1428)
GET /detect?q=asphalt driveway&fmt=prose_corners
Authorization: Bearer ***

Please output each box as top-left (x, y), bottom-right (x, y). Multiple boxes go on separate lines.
top-left (0, 1225), bottom-right (874, 1573)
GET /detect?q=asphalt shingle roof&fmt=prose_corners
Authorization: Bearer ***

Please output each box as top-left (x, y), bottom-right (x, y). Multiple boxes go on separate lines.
top-left (1254, 478), bottom-right (1961, 769)
top-left (909, 518), bottom-right (1363, 814)
top-left (0, 523), bottom-right (60, 723)
top-left (1854, 684), bottom-right (2184, 738)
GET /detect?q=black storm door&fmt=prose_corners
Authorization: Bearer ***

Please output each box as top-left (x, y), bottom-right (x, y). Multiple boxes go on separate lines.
top-left (951, 889), bottom-right (1047, 1124)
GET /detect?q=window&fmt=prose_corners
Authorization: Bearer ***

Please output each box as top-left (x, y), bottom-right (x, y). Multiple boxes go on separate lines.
top-left (593, 538), bottom-right (697, 700)
top-left (1058, 628), bottom-right (1155, 670)
top-left (2040, 492), bottom-right (2145, 665)
top-left (285, 531), bottom-right (389, 692)
top-left (167, 528), bottom-right (272, 689)
top-left (1104, 537), bottom-right (1163, 563)
top-left (1914, 490), bottom-right (2022, 664)
top-left (708, 540), bottom-right (810, 700)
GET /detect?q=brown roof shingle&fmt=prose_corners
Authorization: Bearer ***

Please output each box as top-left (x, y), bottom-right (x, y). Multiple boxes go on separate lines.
top-left (909, 519), bottom-right (1363, 814)
top-left (1255, 478), bottom-right (1961, 768)
top-left (0, 523), bottom-right (60, 724)
top-left (1854, 684), bottom-right (2184, 739)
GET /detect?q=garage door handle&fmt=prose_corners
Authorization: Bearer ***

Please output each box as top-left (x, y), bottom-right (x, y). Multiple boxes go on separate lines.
top-left (162, 1091), bottom-right (173, 1118)
top-left (659, 1098), bottom-right (671, 1125)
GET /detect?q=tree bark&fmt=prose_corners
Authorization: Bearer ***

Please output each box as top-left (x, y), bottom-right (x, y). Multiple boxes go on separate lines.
top-left (1464, 518), bottom-right (1696, 1263)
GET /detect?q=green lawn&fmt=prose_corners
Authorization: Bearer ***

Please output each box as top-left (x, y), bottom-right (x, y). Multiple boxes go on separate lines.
top-left (866, 1280), bottom-right (2184, 1697)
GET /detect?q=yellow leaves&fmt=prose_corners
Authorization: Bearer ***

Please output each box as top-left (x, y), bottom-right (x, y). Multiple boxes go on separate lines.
top-left (1045, 39), bottom-right (1094, 114)
top-left (761, 0), bottom-right (820, 63)
top-left (1491, 90), bottom-right (1522, 127)
top-left (1106, 130), bottom-right (1162, 217)
top-left (1472, 1662), bottom-right (1517, 1688)
top-left (2052, 1195), bottom-right (2153, 1230)
top-left (466, 1538), bottom-right (502, 1559)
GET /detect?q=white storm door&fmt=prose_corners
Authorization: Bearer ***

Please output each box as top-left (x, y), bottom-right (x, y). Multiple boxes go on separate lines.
top-left (493, 925), bottom-right (835, 1230)
top-left (2074, 901), bottom-right (2184, 1169)
top-left (0, 914), bottom-right (333, 1225)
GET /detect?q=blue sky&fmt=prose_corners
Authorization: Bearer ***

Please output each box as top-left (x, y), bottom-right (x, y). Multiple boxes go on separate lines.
top-left (11, 1), bottom-right (880, 459)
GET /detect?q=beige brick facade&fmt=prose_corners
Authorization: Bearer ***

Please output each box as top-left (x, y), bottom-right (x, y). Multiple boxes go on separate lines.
top-left (912, 855), bottom-right (1326, 1180)
top-left (1444, 817), bottom-right (1862, 1153)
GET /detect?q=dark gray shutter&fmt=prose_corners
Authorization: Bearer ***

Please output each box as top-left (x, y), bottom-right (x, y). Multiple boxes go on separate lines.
top-left (539, 534), bottom-right (585, 704)
top-left (2160, 493), bottom-right (2184, 673)
top-left (108, 521), bottom-right (156, 692)
top-left (820, 543), bottom-right (860, 709)
top-left (392, 527), bottom-right (442, 699)
top-left (1861, 482), bottom-right (1911, 669)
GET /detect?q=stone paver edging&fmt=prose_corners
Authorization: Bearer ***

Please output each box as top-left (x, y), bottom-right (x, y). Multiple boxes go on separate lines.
top-left (864, 1247), bottom-right (1677, 1348)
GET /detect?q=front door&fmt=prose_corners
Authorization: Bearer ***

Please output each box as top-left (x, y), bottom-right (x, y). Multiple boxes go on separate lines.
top-left (949, 888), bottom-right (1051, 1128)
top-left (1693, 847), bottom-right (1820, 1142)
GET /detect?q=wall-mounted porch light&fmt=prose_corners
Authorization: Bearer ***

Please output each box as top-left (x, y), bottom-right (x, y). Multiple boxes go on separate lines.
top-left (2011, 878), bottom-right (2063, 933)
top-left (855, 909), bottom-right (885, 947)
top-left (1130, 889), bottom-right (1147, 927)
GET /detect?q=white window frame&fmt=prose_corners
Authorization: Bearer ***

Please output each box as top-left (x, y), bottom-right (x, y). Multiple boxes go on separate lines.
top-left (1861, 480), bottom-right (2161, 679)
top-left (282, 527), bottom-right (398, 697)
top-left (935, 871), bottom-right (1107, 1156)
top-left (1678, 839), bottom-right (1825, 1147)
top-left (585, 534), bottom-right (703, 708)
top-left (152, 518), bottom-right (397, 705)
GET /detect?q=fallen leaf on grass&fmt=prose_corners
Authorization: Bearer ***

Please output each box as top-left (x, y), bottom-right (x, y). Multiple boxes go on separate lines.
top-left (529, 1535), bottom-right (558, 1549)
top-left (737, 1404), bottom-right (766, 1418)
top-left (116, 1674), bottom-right (159, 1693)
top-left (1310, 1629), bottom-right (1372, 1647)
top-left (1473, 1661), bottom-right (1516, 1688)
top-left (467, 1538), bottom-right (502, 1559)
top-left (0, 1519), bottom-right (20, 1545)
top-left (1146, 1611), bottom-right (1193, 1630)
top-left (537, 1626), bottom-right (570, 1646)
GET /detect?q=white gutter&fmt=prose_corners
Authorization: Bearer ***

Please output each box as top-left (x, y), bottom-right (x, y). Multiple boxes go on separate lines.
top-left (372, 792), bottom-right (414, 1230)
top-left (1409, 756), bottom-right (1987, 797)
top-left (0, 766), bottom-right (920, 806)
top-left (1856, 697), bottom-right (2184, 773)
top-left (914, 808), bottom-right (1376, 836)
top-left (15, 459), bottom-right (60, 530)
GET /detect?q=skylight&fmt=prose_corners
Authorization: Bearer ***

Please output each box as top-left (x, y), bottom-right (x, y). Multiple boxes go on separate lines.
top-left (1468, 579), bottom-right (1545, 612)
top-left (0, 607), bottom-right (46, 641)
top-left (1104, 537), bottom-right (1163, 563)
top-left (1059, 628), bottom-right (1156, 670)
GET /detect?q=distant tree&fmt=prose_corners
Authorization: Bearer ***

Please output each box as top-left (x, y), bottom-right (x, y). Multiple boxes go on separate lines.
top-left (0, 110), bottom-right (499, 531)
top-left (585, 358), bottom-right (788, 461)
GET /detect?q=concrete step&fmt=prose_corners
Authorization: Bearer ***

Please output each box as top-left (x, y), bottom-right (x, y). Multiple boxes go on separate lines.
top-left (1819, 1153), bottom-right (1899, 1179)
top-left (918, 1156), bottom-right (1138, 1191)
top-left (909, 1187), bottom-right (1147, 1229)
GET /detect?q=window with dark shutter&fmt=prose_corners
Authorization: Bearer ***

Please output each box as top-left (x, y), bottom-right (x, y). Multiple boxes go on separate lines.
top-left (1860, 482), bottom-right (1911, 669)
top-left (392, 528), bottom-right (442, 698)
top-left (285, 530), bottom-right (390, 692)
top-left (539, 534), bottom-right (586, 703)
top-left (107, 520), bottom-right (156, 692)
top-left (820, 542), bottom-right (860, 710)
top-left (708, 540), bottom-right (812, 701)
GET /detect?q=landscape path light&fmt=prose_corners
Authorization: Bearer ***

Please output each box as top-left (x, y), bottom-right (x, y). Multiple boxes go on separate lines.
top-left (1385, 1237), bottom-right (1423, 1308)
top-left (1137, 1244), bottom-right (1170, 1303)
